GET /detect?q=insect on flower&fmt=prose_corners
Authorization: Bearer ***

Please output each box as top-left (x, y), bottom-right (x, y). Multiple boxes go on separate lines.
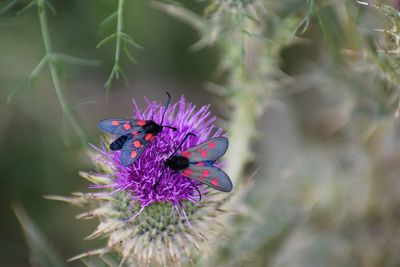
top-left (98, 92), bottom-right (177, 166)
top-left (154, 133), bottom-right (233, 200)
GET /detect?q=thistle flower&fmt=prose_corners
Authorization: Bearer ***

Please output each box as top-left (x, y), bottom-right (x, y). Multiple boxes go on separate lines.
top-left (103, 95), bottom-right (225, 209)
top-left (48, 96), bottom-right (233, 267)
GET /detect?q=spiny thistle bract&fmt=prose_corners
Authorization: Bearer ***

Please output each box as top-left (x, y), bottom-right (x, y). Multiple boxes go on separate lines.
top-left (357, 1), bottom-right (400, 50)
top-left (48, 96), bottom-right (233, 267)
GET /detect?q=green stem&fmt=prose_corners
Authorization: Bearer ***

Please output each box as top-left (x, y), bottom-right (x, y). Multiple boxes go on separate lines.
top-left (104, 0), bottom-right (125, 95)
top-left (36, 0), bottom-right (87, 147)
top-left (115, 0), bottom-right (124, 66)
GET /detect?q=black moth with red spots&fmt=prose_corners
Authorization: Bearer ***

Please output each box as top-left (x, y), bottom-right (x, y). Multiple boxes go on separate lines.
top-left (155, 134), bottom-right (233, 198)
top-left (98, 93), bottom-right (176, 166)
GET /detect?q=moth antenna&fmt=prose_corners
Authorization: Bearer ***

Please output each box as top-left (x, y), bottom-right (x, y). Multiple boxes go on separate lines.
top-left (168, 132), bottom-right (196, 159)
top-left (188, 179), bottom-right (202, 202)
top-left (162, 125), bottom-right (177, 131)
top-left (160, 92), bottom-right (171, 125)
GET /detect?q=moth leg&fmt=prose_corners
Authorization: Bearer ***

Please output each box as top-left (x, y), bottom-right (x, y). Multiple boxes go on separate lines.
top-left (153, 166), bottom-right (168, 194)
top-left (153, 175), bottom-right (163, 194)
top-left (187, 178), bottom-right (202, 202)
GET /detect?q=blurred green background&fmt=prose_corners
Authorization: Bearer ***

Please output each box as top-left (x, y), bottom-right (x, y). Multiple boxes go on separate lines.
top-left (2, 0), bottom-right (400, 266)
top-left (1, 1), bottom-right (220, 266)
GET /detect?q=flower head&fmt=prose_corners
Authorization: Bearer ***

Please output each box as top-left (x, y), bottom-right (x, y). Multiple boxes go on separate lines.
top-left (49, 95), bottom-right (232, 266)
top-left (96, 95), bottom-right (223, 210)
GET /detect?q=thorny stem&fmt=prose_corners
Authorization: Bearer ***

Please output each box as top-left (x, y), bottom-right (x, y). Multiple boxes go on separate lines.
top-left (225, 12), bottom-right (299, 184)
top-left (224, 16), bottom-right (264, 184)
top-left (225, 92), bottom-right (257, 183)
top-left (154, 1), bottom-right (263, 183)
top-left (36, 0), bottom-right (87, 147)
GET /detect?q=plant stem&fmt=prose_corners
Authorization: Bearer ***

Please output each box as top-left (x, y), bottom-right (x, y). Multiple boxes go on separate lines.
top-left (36, 0), bottom-right (87, 147)
top-left (225, 92), bottom-right (258, 183)
top-left (115, 0), bottom-right (124, 67)
top-left (104, 0), bottom-right (125, 94)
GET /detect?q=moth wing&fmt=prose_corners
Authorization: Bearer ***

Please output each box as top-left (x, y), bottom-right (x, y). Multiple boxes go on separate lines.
top-left (119, 132), bottom-right (154, 166)
top-left (180, 137), bottom-right (228, 162)
top-left (98, 118), bottom-right (144, 135)
top-left (181, 164), bottom-right (233, 192)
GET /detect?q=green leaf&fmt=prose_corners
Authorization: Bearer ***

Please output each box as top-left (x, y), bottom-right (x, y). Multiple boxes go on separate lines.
top-left (13, 203), bottom-right (67, 267)
top-left (104, 63), bottom-right (127, 92)
top-left (97, 33), bottom-right (117, 49)
top-left (6, 55), bottom-right (48, 103)
top-left (7, 79), bottom-right (31, 104)
top-left (100, 11), bottom-right (118, 28)
top-left (44, 0), bottom-right (56, 15)
top-left (0, 0), bottom-right (18, 15)
top-left (124, 43), bottom-right (138, 64)
top-left (16, 1), bottom-right (36, 16)
top-left (52, 53), bottom-right (101, 67)
top-left (119, 32), bottom-right (144, 49)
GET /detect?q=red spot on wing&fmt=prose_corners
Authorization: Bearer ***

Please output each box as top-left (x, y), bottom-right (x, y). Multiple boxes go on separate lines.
top-left (199, 169), bottom-right (210, 180)
top-left (112, 120), bottom-right (120, 126)
top-left (197, 162), bottom-right (205, 166)
top-left (130, 150), bottom-right (137, 158)
top-left (137, 120), bottom-right (146, 126)
top-left (196, 147), bottom-right (207, 157)
top-left (208, 142), bottom-right (215, 149)
top-left (123, 123), bottom-right (131, 130)
top-left (133, 141), bottom-right (141, 148)
top-left (181, 151), bottom-right (191, 158)
top-left (145, 133), bottom-right (153, 141)
top-left (211, 178), bottom-right (219, 186)
top-left (182, 168), bottom-right (193, 177)
top-left (131, 131), bottom-right (138, 136)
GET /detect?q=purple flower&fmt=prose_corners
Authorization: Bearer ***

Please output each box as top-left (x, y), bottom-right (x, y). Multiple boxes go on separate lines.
top-left (93, 96), bottom-right (223, 212)
top-left (50, 95), bottom-right (234, 266)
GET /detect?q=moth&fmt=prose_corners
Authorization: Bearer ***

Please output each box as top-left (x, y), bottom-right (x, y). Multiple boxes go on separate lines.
top-left (154, 133), bottom-right (233, 199)
top-left (99, 92), bottom-right (176, 166)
